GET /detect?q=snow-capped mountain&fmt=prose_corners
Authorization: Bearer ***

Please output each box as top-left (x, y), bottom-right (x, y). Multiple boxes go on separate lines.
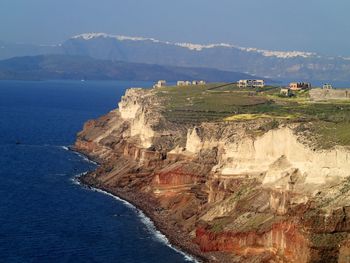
top-left (0, 33), bottom-right (350, 82)
top-left (71, 33), bottom-right (316, 59)
top-left (63, 33), bottom-right (350, 82)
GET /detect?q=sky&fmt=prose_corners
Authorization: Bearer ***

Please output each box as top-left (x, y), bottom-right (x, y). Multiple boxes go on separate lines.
top-left (1, 0), bottom-right (350, 56)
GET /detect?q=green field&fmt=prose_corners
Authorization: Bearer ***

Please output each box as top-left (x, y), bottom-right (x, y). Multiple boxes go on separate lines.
top-left (155, 83), bottom-right (350, 148)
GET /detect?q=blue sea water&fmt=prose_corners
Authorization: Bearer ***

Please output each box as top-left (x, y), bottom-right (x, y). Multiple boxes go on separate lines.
top-left (0, 80), bottom-right (194, 263)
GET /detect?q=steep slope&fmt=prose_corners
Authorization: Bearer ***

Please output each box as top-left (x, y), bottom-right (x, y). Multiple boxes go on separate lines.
top-left (75, 86), bottom-right (350, 262)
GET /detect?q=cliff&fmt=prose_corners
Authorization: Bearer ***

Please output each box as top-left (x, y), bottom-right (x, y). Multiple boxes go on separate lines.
top-left (75, 85), bottom-right (350, 263)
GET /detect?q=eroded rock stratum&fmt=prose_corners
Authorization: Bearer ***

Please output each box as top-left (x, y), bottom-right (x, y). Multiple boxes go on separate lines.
top-left (75, 87), bottom-right (350, 263)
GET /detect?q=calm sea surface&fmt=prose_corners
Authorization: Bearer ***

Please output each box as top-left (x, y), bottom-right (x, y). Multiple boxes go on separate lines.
top-left (0, 80), bottom-right (194, 263)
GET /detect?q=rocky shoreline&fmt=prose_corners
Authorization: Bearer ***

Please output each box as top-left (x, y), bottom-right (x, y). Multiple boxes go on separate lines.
top-left (73, 87), bottom-right (350, 262)
top-left (78, 171), bottom-right (212, 263)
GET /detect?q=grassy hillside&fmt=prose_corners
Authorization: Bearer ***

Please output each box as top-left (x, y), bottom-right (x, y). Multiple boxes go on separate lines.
top-left (155, 84), bottom-right (350, 148)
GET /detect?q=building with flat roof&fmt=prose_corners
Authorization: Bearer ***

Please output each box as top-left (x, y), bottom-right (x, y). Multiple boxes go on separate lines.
top-left (153, 80), bottom-right (167, 88)
top-left (280, 88), bottom-right (292, 97)
top-left (177, 80), bottom-right (207, 86)
top-left (177, 81), bottom-right (186, 86)
top-left (238, 79), bottom-right (265, 88)
top-left (289, 82), bottom-right (311, 91)
top-left (323, 84), bottom-right (333, 89)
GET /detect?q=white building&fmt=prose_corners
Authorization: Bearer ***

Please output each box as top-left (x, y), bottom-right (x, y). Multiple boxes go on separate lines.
top-left (153, 80), bottom-right (167, 88)
top-left (177, 80), bottom-right (207, 86)
top-left (289, 82), bottom-right (311, 91)
top-left (238, 79), bottom-right (265, 88)
top-left (280, 88), bottom-right (292, 97)
top-left (177, 81), bottom-right (186, 86)
top-left (323, 83), bottom-right (333, 90)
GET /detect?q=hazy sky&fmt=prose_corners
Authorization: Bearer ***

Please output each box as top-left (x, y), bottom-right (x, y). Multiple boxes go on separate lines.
top-left (1, 0), bottom-right (350, 56)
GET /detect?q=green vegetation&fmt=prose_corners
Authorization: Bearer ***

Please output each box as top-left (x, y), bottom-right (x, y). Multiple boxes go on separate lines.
top-left (210, 213), bottom-right (284, 233)
top-left (310, 233), bottom-right (348, 248)
top-left (210, 217), bottom-right (231, 233)
top-left (156, 84), bottom-right (273, 123)
top-left (223, 113), bottom-right (299, 121)
top-left (155, 83), bottom-right (350, 147)
top-left (229, 213), bottom-right (281, 232)
top-left (310, 122), bottom-right (350, 149)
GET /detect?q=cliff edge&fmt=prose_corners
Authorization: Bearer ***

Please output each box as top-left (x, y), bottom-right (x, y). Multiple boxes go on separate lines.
top-left (75, 84), bottom-right (350, 263)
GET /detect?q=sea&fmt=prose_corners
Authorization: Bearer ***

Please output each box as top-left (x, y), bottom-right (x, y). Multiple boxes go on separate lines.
top-left (0, 80), bottom-right (196, 263)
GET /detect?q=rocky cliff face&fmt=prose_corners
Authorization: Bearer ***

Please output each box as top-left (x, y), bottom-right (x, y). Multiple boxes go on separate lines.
top-left (75, 87), bottom-right (350, 263)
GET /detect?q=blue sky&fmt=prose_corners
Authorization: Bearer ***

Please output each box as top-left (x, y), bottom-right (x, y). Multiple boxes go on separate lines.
top-left (1, 0), bottom-right (350, 56)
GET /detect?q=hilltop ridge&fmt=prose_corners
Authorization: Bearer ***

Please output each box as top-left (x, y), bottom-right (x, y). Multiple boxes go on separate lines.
top-left (0, 55), bottom-right (258, 81)
top-left (71, 33), bottom-right (316, 58)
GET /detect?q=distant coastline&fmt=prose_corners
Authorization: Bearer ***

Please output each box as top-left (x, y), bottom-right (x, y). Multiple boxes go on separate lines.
top-left (0, 54), bottom-right (261, 83)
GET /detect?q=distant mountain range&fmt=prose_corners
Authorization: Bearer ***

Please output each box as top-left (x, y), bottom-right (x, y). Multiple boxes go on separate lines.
top-left (0, 40), bottom-right (58, 60)
top-left (1, 33), bottom-right (350, 82)
top-left (0, 55), bottom-right (258, 81)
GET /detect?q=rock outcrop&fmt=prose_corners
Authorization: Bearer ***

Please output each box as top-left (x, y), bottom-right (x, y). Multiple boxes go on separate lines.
top-left (75, 87), bottom-right (350, 263)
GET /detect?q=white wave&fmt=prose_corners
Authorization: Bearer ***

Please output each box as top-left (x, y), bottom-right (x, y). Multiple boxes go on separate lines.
top-left (70, 172), bottom-right (88, 185)
top-left (72, 151), bottom-right (98, 165)
top-left (59, 146), bottom-right (69, 151)
top-left (76, 182), bottom-right (198, 262)
top-left (136, 209), bottom-right (196, 262)
top-left (58, 145), bottom-right (98, 165)
top-left (81, 155), bottom-right (98, 165)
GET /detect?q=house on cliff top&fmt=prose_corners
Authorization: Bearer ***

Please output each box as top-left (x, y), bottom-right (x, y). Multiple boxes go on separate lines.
top-left (322, 84), bottom-right (333, 89)
top-left (153, 80), bottom-right (167, 88)
top-left (177, 80), bottom-right (206, 86)
top-left (238, 79), bottom-right (265, 88)
top-left (289, 82), bottom-right (311, 91)
top-left (280, 88), bottom-right (293, 97)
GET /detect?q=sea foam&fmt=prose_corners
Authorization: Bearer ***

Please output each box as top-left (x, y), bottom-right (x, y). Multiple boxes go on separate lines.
top-left (72, 151), bottom-right (98, 165)
top-left (59, 146), bottom-right (69, 151)
top-left (72, 173), bottom-right (198, 262)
